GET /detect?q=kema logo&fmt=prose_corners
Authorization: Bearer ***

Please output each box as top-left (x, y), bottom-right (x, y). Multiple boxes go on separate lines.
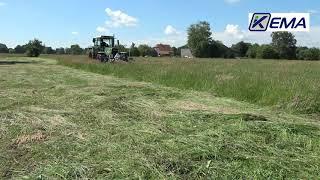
top-left (249, 13), bottom-right (310, 32)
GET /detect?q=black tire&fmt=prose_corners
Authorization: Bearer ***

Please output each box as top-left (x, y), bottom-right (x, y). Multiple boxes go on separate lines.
top-left (96, 54), bottom-right (102, 62)
top-left (98, 54), bottom-right (108, 63)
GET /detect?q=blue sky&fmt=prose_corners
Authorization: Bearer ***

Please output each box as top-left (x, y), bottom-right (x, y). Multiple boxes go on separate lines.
top-left (0, 0), bottom-right (320, 48)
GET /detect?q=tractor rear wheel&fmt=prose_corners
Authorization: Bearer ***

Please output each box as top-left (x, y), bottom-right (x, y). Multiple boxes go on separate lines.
top-left (97, 54), bottom-right (108, 62)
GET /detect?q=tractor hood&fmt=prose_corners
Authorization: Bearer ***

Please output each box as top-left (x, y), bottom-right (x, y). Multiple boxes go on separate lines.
top-left (104, 47), bottom-right (113, 54)
top-left (98, 47), bottom-right (113, 55)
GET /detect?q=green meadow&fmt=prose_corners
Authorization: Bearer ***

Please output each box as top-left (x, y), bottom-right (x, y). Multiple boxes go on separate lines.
top-left (0, 56), bottom-right (319, 179)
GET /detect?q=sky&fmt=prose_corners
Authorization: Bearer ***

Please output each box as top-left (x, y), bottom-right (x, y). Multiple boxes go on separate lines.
top-left (0, 0), bottom-right (320, 48)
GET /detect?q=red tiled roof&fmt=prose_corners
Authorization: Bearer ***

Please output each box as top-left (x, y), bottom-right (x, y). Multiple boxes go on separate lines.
top-left (154, 44), bottom-right (172, 52)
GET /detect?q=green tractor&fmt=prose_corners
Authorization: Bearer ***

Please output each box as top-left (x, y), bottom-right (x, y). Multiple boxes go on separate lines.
top-left (88, 35), bottom-right (129, 62)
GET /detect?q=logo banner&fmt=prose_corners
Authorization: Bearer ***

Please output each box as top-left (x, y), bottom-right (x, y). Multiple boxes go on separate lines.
top-left (249, 13), bottom-right (310, 32)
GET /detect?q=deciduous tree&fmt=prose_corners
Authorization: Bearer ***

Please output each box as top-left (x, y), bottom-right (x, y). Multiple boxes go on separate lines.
top-left (56, 48), bottom-right (66, 54)
top-left (25, 39), bottom-right (44, 57)
top-left (187, 21), bottom-right (212, 58)
top-left (297, 47), bottom-right (320, 60)
top-left (69, 44), bottom-right (83, 55)
top-left (138, 44), bottom-right (157, 57)
top-left (246, 44), bottom-right (260, 58)
top-left (14, 45), bottom-right (26, 54)
top-left (43, 46), bottom-right (55, 54)
top-left (231, 41), bottom-right (251, 57)
top-left (271, 32), bottom-right (297, 59)
top-left (257, 45), bottom-right (279, 59)
top-left (0, 43), bottom-right (9, 53)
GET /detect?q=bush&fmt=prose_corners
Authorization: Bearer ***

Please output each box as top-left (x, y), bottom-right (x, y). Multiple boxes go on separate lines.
top-left (130, 47), bottom-right (140, 57)
top-left (303, 48), bottom-right (320, 60)
top-left (246, 44), bottom-right (260, 58)
top-left (296, 47), bottom-right (309, 60)
top-left (172, 47), bottom-right (180, 57)
top-left (43, 46), bottom-right (55, 54)
top-left (0, 43), bottom-right (9, 53)
top-left (14, 45), bottom-right (27, 54)
top-left (69, 44), bottom-right (84, 55)
top-left (9, 48), bottom-right (15, 54)
top-left (25, 39), bottom-right (44, 57)
top-left (56, 48), bottom-right (66, 54)
top-left (257, 45), bottom-right (279, 59)
top-left (208, 40), bottom-right (232, 58)
top-left (231, 41), bottom-right (251, 57)
top-left (296, 47), bottom-right (320, 61)
top-left (138, 44), bottom-right (157, 57)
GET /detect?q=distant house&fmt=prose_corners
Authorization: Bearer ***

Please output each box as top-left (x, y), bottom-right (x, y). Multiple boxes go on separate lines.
top-left (154, 44), bottom-right (173, 57)
top-left (181, 48), bottom-right (193, 58)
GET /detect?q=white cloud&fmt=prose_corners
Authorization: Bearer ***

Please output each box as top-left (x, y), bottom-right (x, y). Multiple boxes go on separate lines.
top-left (213, 24), bottom-right (248, 46)
top-left (105, 8), bottom-right (138, 28)
top-left (71, 32), bottom-right (79, 35)
top-left (225, 24), bottom-right (245, 39)
top-left (224, 0), bottom-right (240, 4)
top-left (164, 25), bottom-right (180, 35)
top-left (295, 26), bottom-right (320, 47)
top-left (96, 26), bottom-right (108, 33)
top-left (96, 8), bottom-right (138, 33)
top-left (242, 31), bottom-right (272, 45)
top-left (0, 2), bottom-right (6, 6)
top-left (214, 24), bottom-right (272, 46)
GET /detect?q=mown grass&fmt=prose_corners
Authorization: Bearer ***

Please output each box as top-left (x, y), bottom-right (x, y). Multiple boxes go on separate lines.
top-left (0, 53), bottom-right (25, 58)
top-left (1, 57), bottom-right (320, 179)
top-left (51, 55), bottom-right (320, 114)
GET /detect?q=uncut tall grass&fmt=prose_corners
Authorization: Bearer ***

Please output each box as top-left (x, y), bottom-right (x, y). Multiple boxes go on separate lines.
top-left (52, 55), bottom-right (320, 114)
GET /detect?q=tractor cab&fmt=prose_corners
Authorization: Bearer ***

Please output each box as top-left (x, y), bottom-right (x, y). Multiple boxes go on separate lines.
top-left (89, 35), bottom-right (128, 62)
top-left (93, 36), bottom-right (114, 48)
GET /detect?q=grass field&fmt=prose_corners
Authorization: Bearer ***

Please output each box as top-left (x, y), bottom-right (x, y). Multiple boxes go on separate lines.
top-left (0, 56), bottom-right (320, 179)
top-left (52, 55), bottom-right (320, 114)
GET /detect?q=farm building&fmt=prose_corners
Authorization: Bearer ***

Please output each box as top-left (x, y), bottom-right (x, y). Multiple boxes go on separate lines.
top-left (154, 44), bottom-right (173, 57)
top-left (181, 48), bottom-right (193, 58)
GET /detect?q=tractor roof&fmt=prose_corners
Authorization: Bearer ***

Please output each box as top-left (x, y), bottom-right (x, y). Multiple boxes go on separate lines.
top-left (95, 35), bottom-right (114, 40)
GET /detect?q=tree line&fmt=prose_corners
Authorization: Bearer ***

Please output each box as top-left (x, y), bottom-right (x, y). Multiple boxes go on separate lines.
top-left (0, 40), bottom-right (161, 57)
top-left (1, 21), bottom-right (319, 60)
top-left (0, 40), bottom-right (88, 56)
top-left (187, 21), bottom-right (320, 60)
